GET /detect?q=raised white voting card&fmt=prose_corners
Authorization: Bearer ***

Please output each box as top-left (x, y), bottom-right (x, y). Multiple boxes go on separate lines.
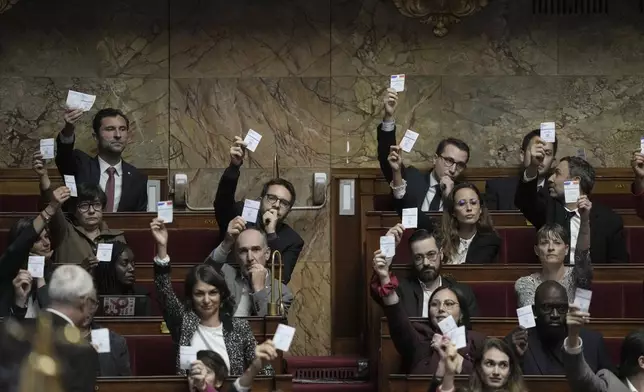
top-left (576, 148), bottom-right (587, 160)
top-left (179, 346), bottom-right (197, 370)
top-left (400, 129), bottom-right (419, 153)
top-left (273, 324), bottom-right (296, 352)
top-left (40, 138), bottom-right (55, 160)
top-left (380, 235), bottom-right (396, 258)
top-left (402, 208), bottom-right (418, 229)
top-left (564, 180), bottom-right (580, 204)
top-left (540, 122), bottom-right (556, 143)
top-left (390, 74), bottom-right (405, 92)
top-left (516, 305), bottom-right (536, 329)
top-left (641, 137), bottom-right (644, 154)
top-left (438, 315), bottom-right (458, 335)
top-left (27, 256), bottom-right (45, 279)
top-left (574, 288), bottom-right (592, 313)
top-left (157, 201), bottom-right (173, 223)
top-left (244, 129), bottom-right (262, 152)
top-left (63, 175), bottom-right (77, 197)
top-left (66, 90), bottom-right (96, 112)
top-left (446, 326), bottom-right (467, 349)
top-left (96, 243), bottom-right (113, 262)
top-left (242, 199), bottom-right (260, 224)
top-left (91, 328), bottom-right (111, 353)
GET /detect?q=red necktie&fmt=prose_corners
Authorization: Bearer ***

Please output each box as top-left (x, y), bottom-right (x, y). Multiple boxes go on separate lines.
top-left (105, 167), bottom-right (117, 212)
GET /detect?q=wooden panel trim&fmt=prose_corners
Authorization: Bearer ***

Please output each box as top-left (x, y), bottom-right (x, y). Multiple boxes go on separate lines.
top-left (388, 374), bottom-right (570, 392)
top-left (95, 375), bottom-right (292, 392)
top-left (0, 212), bottom-right (219, 229)
top-left (332, 167), bottom-right (635, 179)
top-left (0, 168), bottom-right (167, 179)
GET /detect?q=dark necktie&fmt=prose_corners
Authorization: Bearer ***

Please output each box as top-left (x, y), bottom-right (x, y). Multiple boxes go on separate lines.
top-left (105, 167), bottom-right (117, 212)
top-left (428, 184), bottom-right (442, 211)
top-left (565, 210), bottom-right (576, 221)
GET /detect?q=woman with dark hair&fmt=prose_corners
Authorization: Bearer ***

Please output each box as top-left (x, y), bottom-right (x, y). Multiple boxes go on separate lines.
top-left (149, 218), bottom-right (273, 376)
top-left (435, 338), bottom-right (527, 392)
top-left (372, 249), bottom-right (486, 374)
top-left (33, 151), bottom-right (125, 267)
top-left (441, 183), bottom-right (500, 264)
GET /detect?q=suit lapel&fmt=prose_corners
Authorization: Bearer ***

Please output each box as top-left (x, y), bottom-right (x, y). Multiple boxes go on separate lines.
top-left (411, 280), bottom-right (424, 316)
top-left (119, 163), bottom-right (135, 212)
top-left (90, 156), bottom-right (101, 185)
top-left (526, 330), bottom-right (547, 375)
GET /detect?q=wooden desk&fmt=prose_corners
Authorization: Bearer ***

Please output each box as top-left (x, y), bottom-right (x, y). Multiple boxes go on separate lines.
top-left (0, 212), bottom-right (219, 229)
top-left (388, 374), bottom-right (570, 392)
top-left (95, 375), bottom-right (293, 392)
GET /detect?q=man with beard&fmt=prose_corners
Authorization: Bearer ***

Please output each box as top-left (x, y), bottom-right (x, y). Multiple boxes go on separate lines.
top-left (515, 141), bottom-right (628, 263)
top-left (56, 108), bottom-right (149, 212)
top-left (214, 137), bottom-right (304, 284)
top-left (371, 224), bottom-right (477, 318)
top-left (506, 280), bottom-right (612, 375)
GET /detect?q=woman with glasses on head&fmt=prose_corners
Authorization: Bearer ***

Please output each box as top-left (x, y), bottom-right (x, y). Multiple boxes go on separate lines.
top-left (441, 183), bottom-right (500, 264)
top-left (371, 249), bottom-right (486, 375)
top-left (33, 151), bottom-right (126, 269)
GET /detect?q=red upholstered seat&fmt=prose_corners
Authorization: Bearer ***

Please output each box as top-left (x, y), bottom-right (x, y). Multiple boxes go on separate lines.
top-left (468, 282), bottom-right (515, 317)
top-left (605, 337), bottom-right (623, 365)
top-left (373, 195), bottom-right (394, 211)
top-left (627, 227), bottom-right (644, 263)
top-left (501, 227), bottom-right (538, 264)
top-left (166, 229), bottom-right (219, 264)
top-left (0, 195), bottom-right (42, 212)
top-left (592, 194), bottom-right (635, 210)
top-left (123, 230), bottom-right (156, 261)
top-left (139, 281), bottom-right (184, 316)
top-left (126, 335), bottom-right (176, 376)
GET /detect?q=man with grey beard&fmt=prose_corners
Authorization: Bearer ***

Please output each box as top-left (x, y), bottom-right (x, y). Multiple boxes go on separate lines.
top-left (371, 224), bottom-right (478, 318)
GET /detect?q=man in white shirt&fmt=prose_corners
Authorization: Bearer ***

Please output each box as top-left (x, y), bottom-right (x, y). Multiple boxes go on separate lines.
top-left (55, 108), bottom-right (148, 212)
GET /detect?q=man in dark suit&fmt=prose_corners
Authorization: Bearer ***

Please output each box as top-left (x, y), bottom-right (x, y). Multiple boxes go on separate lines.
top-left (515, 139), bottom-right (628, 263)
top-left (214, 137), bottom-right (304, 284)
top-left (56, 108), bottom-right (148, 212)
top-left (377, 88), bottom-right (470, 213)
top-left (0, 265), bottom-right (99, 392)
top-left (371, 224), bottom-right (478, 318)
top-left (485, 129), bottom-right (557, 210)
top-left (506, 281), bottom-right (613, 375)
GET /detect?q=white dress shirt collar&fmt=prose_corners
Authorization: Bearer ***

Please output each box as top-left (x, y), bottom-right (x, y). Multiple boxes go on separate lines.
top-left (45, 308), bottom-right (76, 326)
top-left (419, 275), bottom-right (442, 291)
top-left (98, 156), bottom-right (123, 176)
top-left (626, 378), bottom-right (638, 392)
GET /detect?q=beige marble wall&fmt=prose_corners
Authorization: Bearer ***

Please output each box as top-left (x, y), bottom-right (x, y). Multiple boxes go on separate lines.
top-left (3, 0), bottom-right (644, 356)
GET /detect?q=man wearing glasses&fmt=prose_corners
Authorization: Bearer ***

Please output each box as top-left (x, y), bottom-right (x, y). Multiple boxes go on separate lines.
top-left (378, 88), bottom-right (470, 215)
top-left (213, 137), bottom-right (304, 284)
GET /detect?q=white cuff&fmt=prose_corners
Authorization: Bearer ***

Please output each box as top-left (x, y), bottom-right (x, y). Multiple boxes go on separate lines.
top-left (234, 377), bottom-right (250, 392)
top-left (381, 120), bottom-right (395, 132)
top-left (154, 255), bottom-right (170, 266)
top-left (563, 337), bottom-right (583, 354)
top-left (522, 170), bottom-right (538, 183)
top-left (58, 133), bottom-right (75, 144)
top-left (391, 180), bottom-right (407, 200)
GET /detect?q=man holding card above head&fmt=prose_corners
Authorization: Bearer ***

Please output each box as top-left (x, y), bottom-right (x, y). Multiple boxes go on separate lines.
top-left (516, 140), bottom-right (628, 263)
top-left (378, 88), bottom-right (470, 215)
top-left (486, 128), bottom-right (558, 210)
top-left (214, 136), bottom-right (304, 284)
top-left (55, 107), bottom-right (148, 212)
top-left (506, 281), bottom-right (612, 376)
top-left (630, 149), bottom-right (644, 221)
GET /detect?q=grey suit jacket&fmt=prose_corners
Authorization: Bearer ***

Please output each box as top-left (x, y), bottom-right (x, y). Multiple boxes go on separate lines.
top-left (205, 244), bottom-right (293, 317)
top-left (562, 340), bottom-right (631, 392)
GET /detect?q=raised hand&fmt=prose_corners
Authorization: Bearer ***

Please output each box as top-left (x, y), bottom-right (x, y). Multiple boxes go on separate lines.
top-left (577, 195), bottom-right (592, 220)
top-left (189, 360), bottom-right (208, 392)
top-left (150, 218), bottom-right (168, 247)
top-left (383, 88), bottom-right (399, 120)
top-left (632, 151), bottom-right (644, 179)
top-left (51, 186), bottom-right (72, 207)
top-left (32, 151), bottom-right (48, 177)
top-left (372, 250), bottom-right (392, 280)
top-left (81, 255), bottom-right (99, 274)
top-left (12, 270), bottom-right (33, 305)
top-left (525, 138), bottom-right (546, 168)
top-left (255, 340), bottom-right (278, 365)
top-left (385, 223), bottom-right (405, 248)
top-left (511, 328), bottom-right (529, 357)
top-left (387, 145), bottom-right (403, 172)
top-left (225, 216), bottom-right (246, 245)
top-left (230, 136), bottom-right (247, 167)
top-left (566, 303), bottom-right (590, 340)
top-left (64, 108), bottom-right (84, 127)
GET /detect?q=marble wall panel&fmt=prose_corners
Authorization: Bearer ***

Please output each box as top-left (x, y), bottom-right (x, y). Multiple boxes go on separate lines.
top-left (0, 77), bottom-right (169, 168)
top-left (169, 0), bottom-right (331, 78)
top-left (0, 0), bottom-right (168, 78)
top-left (169, 78), bottom-right (331, 169)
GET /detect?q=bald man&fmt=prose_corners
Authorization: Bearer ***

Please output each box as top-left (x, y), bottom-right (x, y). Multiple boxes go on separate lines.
top-left (505, 281), bottom-right (613, 375)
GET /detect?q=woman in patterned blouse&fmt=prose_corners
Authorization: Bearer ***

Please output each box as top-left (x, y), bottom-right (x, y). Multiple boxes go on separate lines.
top-left (149, 218), bottom-right (273, 376)
top-left (514, 196), bottom-right (594, 307)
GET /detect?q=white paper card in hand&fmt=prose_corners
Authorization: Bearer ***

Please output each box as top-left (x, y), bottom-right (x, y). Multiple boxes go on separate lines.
top-left (576, 148), bottom-right (587, 160)
top-left (380, 236), bottom-right (396, 258)
top-left (66, 90), bottom-right (96, 112)
top-left (390, 74), bottom-right (406, 92)
top-left (96, 243), bottom-right (113, 262)
top-left (179, 346), bottom-right (197, 370)
top-left (91, 328), bottom-right (111, 353)
top-left (243, 129), bottom-right (262, 152)
top-left (40, 138), bottom-right (55, 160)
top-left (564, 180), bottom-right (580, 204)
top-left (446, 326), bottom-right (467, 349)
top-left (540, 122), bottom-right (556, 143)
top-left (27, 256), bottom-right (45, 279)
top-left (242, 199), bottom-right (261, 223)
top-left (157, 201), bottom-right (173, 223)
top-left (574, 288), bottom-right (592, 313)
top-left (402, 208), bottom-right (418, 229)
top-left (438, 315), bottom-right (458, 335)
top-left (273, 323), bottom-right (296, 352)
top-left (63, 175), bottom-right (77, 197)
top-left (641, 137), bottom-right (644, 154)
top-left (400, 129), bottom-right (419, 153)
top-left (516, 305), bottom-right (536, 329)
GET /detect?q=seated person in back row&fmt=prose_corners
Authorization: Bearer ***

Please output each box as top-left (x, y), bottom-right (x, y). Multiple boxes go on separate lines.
top-left (485, 129), bottom-right (557, 210)
top-left (516, 139), bottom-right (628, 263)
top-left (370, 224), bottom-right (478, 318)
top-left (214, 137), bottom-right (303, 284)
top-left (506, 281), bottom-right (612, 376)
top-left (205, 217), bottom-right (293, 317)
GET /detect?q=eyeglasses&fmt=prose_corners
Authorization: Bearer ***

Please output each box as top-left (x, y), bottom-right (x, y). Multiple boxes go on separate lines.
top-left (430, 300), bottom-right (459, 310)
top-left (78, 202), bottom-right (103, 213)
top-left (264, 194), bottom-right (292, 209)
top-left (440, 156), bottom-right (467, 171)
top-left (540, 304), bottom-right (568, 314)
top-left (456, 199), bottom-right (479, 207)
top-left (86, 297), bottom-right (99, 311)
top-left (413, 251), bottom-right (440, 265)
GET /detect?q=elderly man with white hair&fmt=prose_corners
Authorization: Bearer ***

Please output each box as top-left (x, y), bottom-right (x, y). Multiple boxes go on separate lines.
top-left (0, 264), bottom-right (99, 392)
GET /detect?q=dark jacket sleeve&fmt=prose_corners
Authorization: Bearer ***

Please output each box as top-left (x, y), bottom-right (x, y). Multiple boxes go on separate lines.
top-left (382, 301), bottom-right (422, 367)
top-left (392, 186), bottom-right (436, 230)
top-left (377, 123), bottom-right (399, 184)
top-left (484, 180), bottom-right (501, 210)
top-left (64, 344), bottom-right (99, 392)
top-left (54, 134), bottom-right (85, 177)
top-left (0, 224), bottom-right (39, 283)
top-left (134, 172), bottom-right (149, 212)
top-left (110, 332), bottom-right (132, 376)
top-left (267, 230), bottom-right (303, 284)
top-left (466, 233), bottom-right (501, 264)
top-left (214, 164), bottom-right (242, 237)
top-left (595, 333), bottom-right (616, 374)
top-left (604, 212), bottom-right (629, 263)
top-left (514, 174), bottom-right (548, 229)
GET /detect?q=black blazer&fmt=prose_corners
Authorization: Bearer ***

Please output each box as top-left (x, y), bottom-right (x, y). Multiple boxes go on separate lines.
top-left (91, 324), bottom-right (131, 377)
top-left (505, 327), bottom-right (613, 376)
top-left (0, 312), bottom-right (99, 392)
top-left (514, 175), bottom-right (629, 263)
top-left (458, 232), bottom-right (502, 264)
top-left (55, 135), bottom-right (148, 212)
top-left (213, 164), bottom-right (304, 284)
top-left (485, 175), bottom-right (550, 210)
